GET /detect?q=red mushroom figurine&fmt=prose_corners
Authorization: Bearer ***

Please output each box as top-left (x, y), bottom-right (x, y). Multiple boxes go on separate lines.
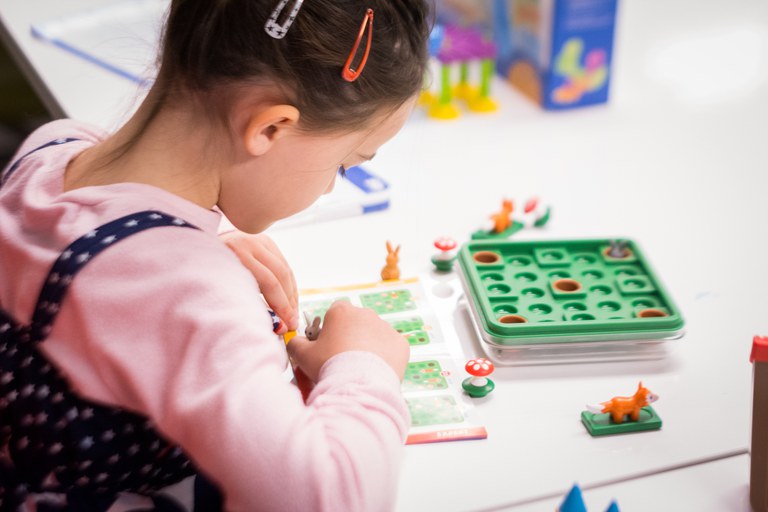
top-left (462, 357), bottom-right (495, 398)
top-left (431, 237), bottom-right (458, 272)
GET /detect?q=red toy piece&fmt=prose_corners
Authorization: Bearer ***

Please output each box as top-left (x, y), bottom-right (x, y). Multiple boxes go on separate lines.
top-left (431, 237), bottom-right (458, 272)
top-left (462, 357), bottom-right (495, 398)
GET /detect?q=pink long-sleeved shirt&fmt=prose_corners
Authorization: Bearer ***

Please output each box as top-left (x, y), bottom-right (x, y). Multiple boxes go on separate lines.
top-left (0, 120), bottom-right (409, 511)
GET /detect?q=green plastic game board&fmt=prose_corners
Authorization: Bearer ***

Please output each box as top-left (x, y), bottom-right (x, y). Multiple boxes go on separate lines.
top-left (458, 239), bottom-right (684, 346)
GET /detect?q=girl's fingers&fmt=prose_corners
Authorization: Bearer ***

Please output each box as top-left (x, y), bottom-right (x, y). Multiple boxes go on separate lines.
top-left (237, 252), bottom-right (296, 331)
top-left (224, 236), bottom-right (299, 329)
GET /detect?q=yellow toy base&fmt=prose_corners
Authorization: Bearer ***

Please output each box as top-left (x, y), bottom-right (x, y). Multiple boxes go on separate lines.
top-left (453, 83), bottom-right (478, 101)
top-left (418, 90), bottom-right (436, 107)
top-left (467, 96), bottom-right (499, 113)
top-left (428, 102), bottom-right (461, 120)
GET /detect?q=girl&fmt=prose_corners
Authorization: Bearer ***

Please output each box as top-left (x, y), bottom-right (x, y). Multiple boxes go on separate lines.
top-left (0, 0), bottom-right (430, 510)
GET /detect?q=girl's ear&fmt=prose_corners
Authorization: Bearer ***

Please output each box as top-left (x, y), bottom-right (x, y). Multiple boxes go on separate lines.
top-left (243, 104), bottom-right (300, 157)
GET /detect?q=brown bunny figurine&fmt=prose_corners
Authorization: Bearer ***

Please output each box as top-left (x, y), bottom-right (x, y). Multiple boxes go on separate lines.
top-left (303, 312), bottom-right (322, 341)
top-left (380, 241), bottom-right (400, 281)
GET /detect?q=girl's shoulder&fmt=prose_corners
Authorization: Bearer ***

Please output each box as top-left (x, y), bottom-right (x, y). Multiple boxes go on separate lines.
top-left (12, 119), bottom-right (106, 159)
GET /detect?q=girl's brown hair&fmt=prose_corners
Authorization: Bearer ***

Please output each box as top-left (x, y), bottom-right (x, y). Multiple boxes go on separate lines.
top-left (149, 0), bottom-right (431, 132)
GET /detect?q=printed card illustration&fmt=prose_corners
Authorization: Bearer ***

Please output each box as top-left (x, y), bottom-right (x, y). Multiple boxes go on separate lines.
top-left (299, 278), bottom-right (487, 444)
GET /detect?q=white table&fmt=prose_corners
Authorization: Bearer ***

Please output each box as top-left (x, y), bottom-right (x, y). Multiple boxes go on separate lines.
top-left (2, 0), bottom-right (767, 510)
top-left (510, 453), bottom-right (753, 512)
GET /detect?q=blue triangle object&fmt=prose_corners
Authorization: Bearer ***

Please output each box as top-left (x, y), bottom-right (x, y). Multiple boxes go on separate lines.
top-left (604, 500), bottom-right (620, 512)
top-left (559, 484), bottom-right (587, 512)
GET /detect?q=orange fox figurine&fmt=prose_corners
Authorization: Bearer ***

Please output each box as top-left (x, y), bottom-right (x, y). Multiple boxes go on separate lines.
top-left (380, 241), bottom-right (400, 281)
top-left (489, 199), bottom-right (514, 233)
top-left (586, 382), bottom-right (659, 424)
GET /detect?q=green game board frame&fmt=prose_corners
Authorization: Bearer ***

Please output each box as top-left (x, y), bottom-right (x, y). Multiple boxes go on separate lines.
top-left (458, 239), bottom-right (685, 346)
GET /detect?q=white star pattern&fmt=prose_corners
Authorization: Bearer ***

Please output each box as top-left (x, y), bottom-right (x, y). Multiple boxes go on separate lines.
top-left (0, 209), bottom-right (200, 497)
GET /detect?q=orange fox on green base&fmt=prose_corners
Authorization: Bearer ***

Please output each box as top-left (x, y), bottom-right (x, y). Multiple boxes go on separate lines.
top-left (586, 382), bottom-right (659, 424)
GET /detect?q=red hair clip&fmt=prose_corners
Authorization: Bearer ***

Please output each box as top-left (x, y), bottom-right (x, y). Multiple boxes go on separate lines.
top-left (342, 9), bottom-right (374, 82)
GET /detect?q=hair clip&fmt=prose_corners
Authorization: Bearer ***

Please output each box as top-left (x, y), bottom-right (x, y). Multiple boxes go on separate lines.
top-left (265, 0), bottom-right (304, 39)
top-left (342, 8), bottom-right (374, 82)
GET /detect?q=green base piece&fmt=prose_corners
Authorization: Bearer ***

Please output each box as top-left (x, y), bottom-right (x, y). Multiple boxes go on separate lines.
top-left (533, 206), bottom-right (552, 227)
top-left (431, 255), bottom-right (457, 272)
top-left (462, 377), bottom-right (495, 398)
top-left (471, 220), bottom-right (524, 240)
top-left (581, 406), bottom-right (662, 436)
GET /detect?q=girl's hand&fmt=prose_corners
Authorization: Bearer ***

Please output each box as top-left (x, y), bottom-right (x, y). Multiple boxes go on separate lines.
top-left (286, 301), bottom-right (410, 381)
top-left (220, 231), bottom-right (298, 331)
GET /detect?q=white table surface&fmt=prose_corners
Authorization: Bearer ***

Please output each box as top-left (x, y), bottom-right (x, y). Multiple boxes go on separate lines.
top-left (510, 453), bottom-right (753, 512)
top-left (2, 0), bottom-right (768, 511)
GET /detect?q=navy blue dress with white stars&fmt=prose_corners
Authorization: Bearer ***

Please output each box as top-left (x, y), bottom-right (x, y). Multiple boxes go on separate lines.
top-left (0, 140), bottom-right (224, 511)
